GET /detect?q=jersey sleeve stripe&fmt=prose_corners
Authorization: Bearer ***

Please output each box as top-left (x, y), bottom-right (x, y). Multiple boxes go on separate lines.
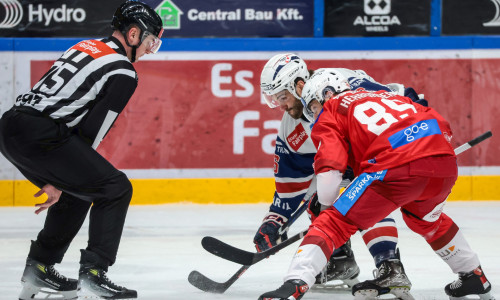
top-left (276, 179), bottom-right (312, 193)
top-left (277, 188), bottom-right (310, 199)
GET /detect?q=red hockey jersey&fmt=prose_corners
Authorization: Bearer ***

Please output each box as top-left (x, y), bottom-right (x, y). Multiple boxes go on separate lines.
top-left (312, 90), bottom-right (455, 175)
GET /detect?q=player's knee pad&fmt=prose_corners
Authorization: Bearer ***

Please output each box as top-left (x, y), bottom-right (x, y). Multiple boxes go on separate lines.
top-left (301, 226), bottom-right (335, 258)
top-left (403, 209), bottom-right (454, 242)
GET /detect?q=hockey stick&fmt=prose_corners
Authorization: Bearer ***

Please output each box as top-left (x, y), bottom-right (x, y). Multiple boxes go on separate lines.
top-left (201, 228), bottom-right (308, 266)
top-left (188, 265), bottom-right (251, 294)
top-left (189, 229), bottom-right (310, 293)
top-left (454, 131), bottom-right (492, 155)
top-left (188, 196), bottom-right (312, 293)
top-left (198, 131), bottom-right (493, 267)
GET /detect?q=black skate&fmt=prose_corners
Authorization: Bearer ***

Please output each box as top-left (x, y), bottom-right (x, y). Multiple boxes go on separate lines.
top-left (258, 279), bottom-right (309, 300)
top-left (78, 265), bottom-right (137, 299)
top-left (352, 258), bottom-right (414, 300)
top-left (445, 266), bottom-right (495, 300)
top-left (19, 257), bottom-right (77, 300)
top-left (313, 240), bottom-right (360, 291)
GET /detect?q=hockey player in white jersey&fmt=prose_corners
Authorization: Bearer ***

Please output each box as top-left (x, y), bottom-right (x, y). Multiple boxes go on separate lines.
top-left (255, 53), bottom-right (422, 299)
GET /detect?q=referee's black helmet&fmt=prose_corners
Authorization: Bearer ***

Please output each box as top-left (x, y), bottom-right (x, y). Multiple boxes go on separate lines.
top-left (111, 1), bottom-right (163, 39)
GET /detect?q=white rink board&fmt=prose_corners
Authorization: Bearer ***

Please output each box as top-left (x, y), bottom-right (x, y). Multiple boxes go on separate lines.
top-left (0, 202), bottom-right (499, 300)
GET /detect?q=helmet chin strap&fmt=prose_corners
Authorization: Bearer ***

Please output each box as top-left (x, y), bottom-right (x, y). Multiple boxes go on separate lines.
top-left (123, 29), bottom-right (143, 63)
top-left (130, 46), bottom-right (137, 63)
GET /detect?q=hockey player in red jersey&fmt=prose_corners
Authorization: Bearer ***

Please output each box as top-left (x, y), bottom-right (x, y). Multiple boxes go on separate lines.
top-left (259, 70), bottom-right (495, 300)
top-left (257, 53), bottom-right (416, 297)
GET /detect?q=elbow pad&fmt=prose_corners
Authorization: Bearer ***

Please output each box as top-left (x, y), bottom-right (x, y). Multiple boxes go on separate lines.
top-left (316, 170), bottom-right (343, 207)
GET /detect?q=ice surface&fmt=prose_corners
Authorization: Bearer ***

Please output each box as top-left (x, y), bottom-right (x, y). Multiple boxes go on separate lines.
top-left (0, 202), bottom-right (499, 299)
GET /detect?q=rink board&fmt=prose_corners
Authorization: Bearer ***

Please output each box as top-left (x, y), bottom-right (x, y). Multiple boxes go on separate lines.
top-left (1, 175), bottom-right (499, 206)
top-left (0, 44), bottom-right (499, 206)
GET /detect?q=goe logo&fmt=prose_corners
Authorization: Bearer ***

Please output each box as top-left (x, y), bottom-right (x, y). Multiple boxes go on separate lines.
top-left (388, 119), bottom-right (441, 149)
top-left (404, 122), bottom-right (428, 142)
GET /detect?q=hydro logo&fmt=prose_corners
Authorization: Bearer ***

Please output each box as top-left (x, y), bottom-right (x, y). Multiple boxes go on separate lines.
top-left (0, 1), bottom-right (86, 29)
top-left (29, 4), bottom-right (86, 26)
top-left (484, 0), bottom-right (500, 27)
top-left (0, 0), bottom-right (23, 28)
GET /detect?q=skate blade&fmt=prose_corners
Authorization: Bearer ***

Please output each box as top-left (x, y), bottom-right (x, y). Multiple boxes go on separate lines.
top-left (311, 278), bottom-right (361, 293)
top-left (78, 282), bottom-right (136, 300)
top-left (19, 283), bottom-right (77, 300)
top-left (354, 287), bottom-right (414, 300)
top-left (78, 280), bottom-right (109, 299)
top-left (449, 291), bottom-right (496, 300)
top-left (391, 287), bottom-right (415, 300)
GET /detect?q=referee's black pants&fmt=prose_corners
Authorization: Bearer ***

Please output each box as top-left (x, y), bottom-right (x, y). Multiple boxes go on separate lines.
top-left (0, 108), bottom-right (132, 268)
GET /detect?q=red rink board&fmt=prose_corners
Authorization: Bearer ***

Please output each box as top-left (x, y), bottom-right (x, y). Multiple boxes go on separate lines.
top-left (31, 58), bottom-right (500, 169)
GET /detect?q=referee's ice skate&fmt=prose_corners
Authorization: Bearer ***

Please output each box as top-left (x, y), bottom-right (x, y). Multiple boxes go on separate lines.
top-left (78, 265), bottom-right (137, 299)
top-left (445, 266), bottom-right (496, 300)
top-left (352, 258), bottom-right (413, 300)
top-left (313, 240), bottom-right (360, 291)
top-left (77, 249), bottom-right (137, 299)
top-left (19, 258), bottom-right (77, 300)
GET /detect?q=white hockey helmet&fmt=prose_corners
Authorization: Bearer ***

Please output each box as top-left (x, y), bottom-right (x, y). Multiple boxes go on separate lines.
top-left (301, 68), bottom-right (351, 121)
top-left (260, 53), bottom-right (310, 108)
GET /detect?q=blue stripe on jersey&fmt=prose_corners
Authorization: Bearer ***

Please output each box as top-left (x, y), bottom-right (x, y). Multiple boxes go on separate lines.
top-left (334, 170), bottom-right (387, 216)
top-left (387, 119), bottom-right (441, 149)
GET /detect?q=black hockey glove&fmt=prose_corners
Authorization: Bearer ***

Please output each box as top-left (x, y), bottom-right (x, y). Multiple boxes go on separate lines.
top-left (253, 212), bottom-right (288, 252)
top-left (307, 193), bottom-right (321, 222)
top-left (404, 87), bottom-right (428, 107)
top-left (342, 166), bottom-right (355, 182)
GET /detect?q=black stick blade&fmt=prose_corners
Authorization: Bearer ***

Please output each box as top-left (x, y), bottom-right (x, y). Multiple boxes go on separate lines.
top-left (188, 265), bottom-right (250, 294)
top-left (201, 230), bottom-right (308, 266)
top-left (188, 270), bottom-right (229, 294)
top-left (201, 236), bottom-right (255, 265)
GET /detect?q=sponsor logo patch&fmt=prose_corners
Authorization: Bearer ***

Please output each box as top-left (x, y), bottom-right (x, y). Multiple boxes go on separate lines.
top-left (287, 123), bottom-right (308, 151)
top-left (387, 119), bottom-right (441, 149)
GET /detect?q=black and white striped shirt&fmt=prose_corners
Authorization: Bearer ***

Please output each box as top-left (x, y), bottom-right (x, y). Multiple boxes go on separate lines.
top-left (15, 36), bottom-right (138, 148)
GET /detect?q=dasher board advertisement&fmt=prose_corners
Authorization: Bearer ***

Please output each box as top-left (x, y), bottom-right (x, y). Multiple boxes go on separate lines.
top-left (442, 0), bottom-right (500, 35)
top-left (324, 0), bottom-right (431, 37)
top-left (153, 0), bottom-right (314, 37)
top-left (0, 0), bottom-right (314, 37)
top-left (0, 0), bottom-right (122, 37)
